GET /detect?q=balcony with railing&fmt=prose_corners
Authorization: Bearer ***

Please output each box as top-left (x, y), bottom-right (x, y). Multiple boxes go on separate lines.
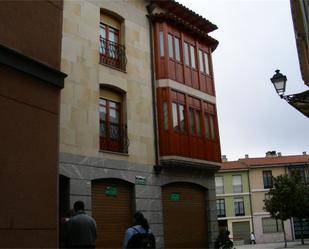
top-left (100, 124), bottom-right (129, 154)
top-left (99, 38), bottom-right (127, 71)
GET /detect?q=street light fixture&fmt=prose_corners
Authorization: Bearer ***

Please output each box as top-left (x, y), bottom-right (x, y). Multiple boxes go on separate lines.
top-left (269, 69), bottom-right (309, 118)
top-left (270, 69), bottom-right (287, 98)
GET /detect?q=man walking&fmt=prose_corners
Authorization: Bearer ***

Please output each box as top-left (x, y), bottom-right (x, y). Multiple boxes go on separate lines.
top-left (66, 200), bottom-right (97, 248)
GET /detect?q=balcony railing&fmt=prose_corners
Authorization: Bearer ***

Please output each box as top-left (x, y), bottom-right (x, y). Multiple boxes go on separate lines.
top-left (99, 38), bottom-right (127, 71)
top-left (100, 124), bottom-right (129, 154)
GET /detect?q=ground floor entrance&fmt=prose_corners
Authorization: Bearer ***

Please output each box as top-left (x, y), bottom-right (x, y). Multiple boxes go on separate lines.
top-left (232, 221), bottom-right (250, 244)
top-left (162, 182), bottom-right (208, 248)
top-left (92, 178), bottom-right (133, 249)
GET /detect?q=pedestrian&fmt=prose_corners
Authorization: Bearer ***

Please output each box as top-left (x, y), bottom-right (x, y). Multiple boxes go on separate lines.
top-left (123, 211), bottom-right (156, 249)
top-left (250, 232), bottom-right (256, 244)
top-left (66, 200), bottom-right (97, 249)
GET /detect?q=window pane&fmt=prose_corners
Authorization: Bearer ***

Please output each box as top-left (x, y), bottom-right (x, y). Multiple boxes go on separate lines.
top-left (172, 103), bottom-right (179, 130)
top-left (189, 108), bottom-right (195, 134)
top-left (190, 45), bottom-right (196, 68)
top-left (199, 50), bottom-right (205, 73)
top-left (204, 52), bottom-right (210, 75)
top-left (175, 37), bottom-right (180, 61)
top-left (196, 111), bottom-right (202, 136)
top-left (163, 102), bottom-right (168, 130)
top-left (184, 42), bottom-right (189, 66)
top-left (210, 115), bottom-right (215, 140)
top-left (109, 109), bottom-right (119, 124)
top-left (215, 176), bottom-right (224, 194)
top-left (233, 175), bottom-right (243, 193)
top-left (263, 171), bottom-right (273, 188)
top-left (179, 104), bottom-right (185, 131)
top-left (204, 113), bottom-right (210, 139)
top-left (110, 124), bottom-right (120, 139)
top-left (100, 24), bottom-right (106, 39)
top-left (159, 31), bottom-right (164, 57)
top-left (168, 34), bottom-right (174, 58)
top-left (108, 27), bottom-right (118, 43)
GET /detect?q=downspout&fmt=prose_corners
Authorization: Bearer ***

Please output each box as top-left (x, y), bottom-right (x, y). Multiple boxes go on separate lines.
top-left (146, 4), bottom-right (161, 173)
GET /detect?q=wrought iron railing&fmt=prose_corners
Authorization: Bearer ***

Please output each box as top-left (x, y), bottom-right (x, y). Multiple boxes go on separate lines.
top-left (99, 38), bottom-right (127, 71)
top-left (100, 124), bottom-right (129, 154)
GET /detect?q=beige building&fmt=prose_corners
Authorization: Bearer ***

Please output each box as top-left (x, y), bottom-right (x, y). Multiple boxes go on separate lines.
top-left (59, 1), bottom-right (221, 248)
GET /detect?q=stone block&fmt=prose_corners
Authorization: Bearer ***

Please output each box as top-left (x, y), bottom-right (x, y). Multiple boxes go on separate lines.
top-left (70, 179), bottom-right (91, 196)
top-left (135, 198), bottom-right (162, 211)
top-left (135, 185), bottom-right (161, 199)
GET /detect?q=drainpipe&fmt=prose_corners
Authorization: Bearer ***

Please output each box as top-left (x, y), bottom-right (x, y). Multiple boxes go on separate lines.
top-left (146, 4), bottom-right (161, 173)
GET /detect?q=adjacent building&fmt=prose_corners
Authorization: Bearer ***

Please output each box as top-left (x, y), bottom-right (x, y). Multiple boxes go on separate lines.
top-left (215, 152), bottom-right (309, 244)
top-left (59, 1), bottom-right (221, 248)
top-left (0, 0), bottom-right (66, 247)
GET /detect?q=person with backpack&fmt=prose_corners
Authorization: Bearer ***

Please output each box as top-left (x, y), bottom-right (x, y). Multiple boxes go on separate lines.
top-left (123, 211), bottom-right (156, 249)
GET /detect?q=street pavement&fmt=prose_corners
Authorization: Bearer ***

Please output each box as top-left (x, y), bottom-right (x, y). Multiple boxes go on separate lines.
top-left (236, 240), bottom-right (309, 249)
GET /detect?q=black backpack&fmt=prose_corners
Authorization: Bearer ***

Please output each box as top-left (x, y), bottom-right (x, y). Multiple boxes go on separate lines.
top-left (127, 227), bottom-right (156, 249)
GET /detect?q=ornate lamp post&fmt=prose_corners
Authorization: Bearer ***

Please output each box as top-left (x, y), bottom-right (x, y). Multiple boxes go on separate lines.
top-left (270, 69), bottom-right (287, 98)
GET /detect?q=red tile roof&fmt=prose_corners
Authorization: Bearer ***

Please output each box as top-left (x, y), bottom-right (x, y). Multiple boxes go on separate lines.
top-left (220, 155), bottom-right (309, 171)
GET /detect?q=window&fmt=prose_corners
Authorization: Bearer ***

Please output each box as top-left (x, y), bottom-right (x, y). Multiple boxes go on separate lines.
top-left (159, 31), bottom-right (164, 57)
top-left (234, 197), bottom-right (245, 216)
top-left (263, 171), bottom-right (273, 189)
top-left (198, 49), bottom-right (211, 75)
top-left (184, 41), bottom-right (196, 68)
top-left (163, 101), bottom-right (169, 130)
top-left (168, 33), bottom-right (181, 62)
top-left (204, 112), bottom-right (216, 140)
top-left (184, 42), bottom-right (190, 66)
top-left (216, 199), bottom-right (226, 217)
top-left (215, 176), bottom-right (224, 194)
top-left (100, 12), bottom-right (126, 70)
top-left (262, 218), bottom-right (283, 233)
top-left (189, 108), bottom-right (202, 136)
top-left (99, 87), bottom-right (128, 153)
top-left (172, 102), bottom-right (186, 132)
top-left (232, 175), bottom-right (243, 193)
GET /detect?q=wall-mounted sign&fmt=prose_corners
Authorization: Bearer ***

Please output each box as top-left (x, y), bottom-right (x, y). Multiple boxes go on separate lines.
top-left (105, 186), bottom-right (118, 196)
top-left (170, 193), bottom-right (180, 201)
top-left (135, 176), bottom-right (146, 185)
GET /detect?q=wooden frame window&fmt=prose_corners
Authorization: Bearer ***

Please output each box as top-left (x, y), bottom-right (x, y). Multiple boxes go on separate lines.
top-left (159, 30), bottom-right (165, 57)
top-left (99, 98), bottom-right (125, 153)
top-left (204, 112), bottom-right (216, 140)
top-left (172, 102), bottom-right (186, 133)
top-left (168, 33), bottom-right (181, 62)
top-left (263, 170), bottom-right (273, 189)
top-left (199, 49), bottom-right (211, 75)
top-left (189, 108), bottom-right (202, 136)
top-left (184, 41), bottom-right (196, 68)
top-left (99, 12), bottom-right (126, 71)
top-left (163, 101), bottom-right (169, 130)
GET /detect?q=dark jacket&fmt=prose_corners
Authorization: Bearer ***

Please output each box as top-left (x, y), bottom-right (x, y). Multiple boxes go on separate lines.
top-left (66, 211), bottom-right (97, 247)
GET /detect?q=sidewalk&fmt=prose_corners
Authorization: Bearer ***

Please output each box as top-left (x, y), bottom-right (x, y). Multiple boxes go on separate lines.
top-left (236, 240), bottom-right (309, 249)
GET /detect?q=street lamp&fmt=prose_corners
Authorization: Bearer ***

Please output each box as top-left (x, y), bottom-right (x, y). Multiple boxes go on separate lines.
top-left (270, 69), bottom-right (287, 98)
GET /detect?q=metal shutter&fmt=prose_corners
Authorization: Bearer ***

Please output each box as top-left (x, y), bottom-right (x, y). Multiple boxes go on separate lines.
top-left (92, 178), bottom-right (133, 249)
top-left (162, 182), bottom-right (208, 248)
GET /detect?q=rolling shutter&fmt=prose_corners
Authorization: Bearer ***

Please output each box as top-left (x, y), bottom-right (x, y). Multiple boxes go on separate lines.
top-left (92, 178), bottom-right (133, 248)
top-left (162, 182), bottom-right (208, 248)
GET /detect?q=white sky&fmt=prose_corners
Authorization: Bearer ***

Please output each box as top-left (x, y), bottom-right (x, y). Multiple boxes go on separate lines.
top-left (177, 0), bottom-right (309, 161)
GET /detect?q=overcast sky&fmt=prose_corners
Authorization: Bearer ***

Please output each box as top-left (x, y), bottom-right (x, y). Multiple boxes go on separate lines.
top-left (178, 0), bottom-right (309, 161)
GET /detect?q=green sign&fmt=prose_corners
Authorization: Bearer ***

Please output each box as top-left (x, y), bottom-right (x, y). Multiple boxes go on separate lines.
top-left (105, 186), bottom-right (118, 196)
top-left (135, 176), bottom-right (146, 185)
top-left (170, 193), bottom-right (180, 201)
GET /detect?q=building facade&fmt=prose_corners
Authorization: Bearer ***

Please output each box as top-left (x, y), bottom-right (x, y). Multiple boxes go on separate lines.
top-left (215, 161), bottom-right (253, 245)
top-left (59, 1), bottom-right (221, 248)
top-left (215, 152), bottom-right (309, 244)
top-left (0, 0), bottom-right (66, 247)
